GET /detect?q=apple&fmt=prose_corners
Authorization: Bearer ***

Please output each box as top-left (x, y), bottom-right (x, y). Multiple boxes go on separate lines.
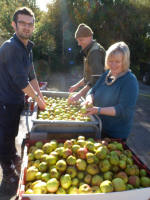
top-left (41, 173), bottom-right (50, 182)
top-left (77, 147), bottom-right (88, 159)
top-left (56, 187), bottom-right (66, 194)
top-left (84, 174), bottom-right (92, 184)
top-left (66, 155), bottom-right (76, 165)
top-left (112, 178), bottom-right (126, 191)
top-left (46, 178), bottom-right (59, 193)
top-left (60, 174), bottom-right (71, 189)
top-left (100, 180), bottom-right (114, 193)
top-left (86, 152), bottom-right (95, 164)
top-left (91, 186), bottom-right (101, 193)
top-left (72, 177), bottom-right (79, 186)
top-left (56, 159), bottom-right (67, 172)
top-left (35, 141), bottom-right (43, 149)
top-left (28, 153), bottom-right (34, 161)
top-left (64, 140), bottom-right (73, 149)
top-left (26, 166), bottom-right (38, 182)
top-left (63, 148), bottom-right (72, 159)
top-left (42, 142), bottom-right (53, 154)
top-left (46, 154), bottom-right (57, 166)
top-left (66, 166), bottom-right (77, 178)
top-left (34, 149), bottom-right (44, 160)
top-left (79, 184), bottom-right (91, 194)
top-left (38, 162), bottom-right (48, 172)
top-left (86, 164), bottom-right (99, 175)
top-left (32, 181), bottom-right (47, 194)
top-left (72, 144), bottom-right (80, 154)
top-left (50, 168), bottom-right (60, 179)
top-left (76, 159), bottom-right (87, 171)
top-left (77, 171), bottom-right (85, 180)
top-left (91, 174), bottom-right (103, 186)
top-left (68, 186), bottom-right (78, 194)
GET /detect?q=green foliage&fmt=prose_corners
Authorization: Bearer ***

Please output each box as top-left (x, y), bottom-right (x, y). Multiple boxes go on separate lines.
top-left (0, 0), bottom-right (150, 77)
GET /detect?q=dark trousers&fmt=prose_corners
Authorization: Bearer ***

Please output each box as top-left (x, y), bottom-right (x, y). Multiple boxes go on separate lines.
top-left (0, 103), bottom-right (24, 164)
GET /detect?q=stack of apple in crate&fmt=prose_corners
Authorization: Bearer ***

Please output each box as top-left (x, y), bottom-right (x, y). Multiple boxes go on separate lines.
top-left (37, 96), bottom-right (91, 121)
top-left (19, 135), bottom-right (150, 200)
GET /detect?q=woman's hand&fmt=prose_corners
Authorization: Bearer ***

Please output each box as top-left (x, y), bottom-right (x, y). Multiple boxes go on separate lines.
top-left (85, 106), bottom-right (99, 115)
top-left (81, 94), bottom-right (93, 107)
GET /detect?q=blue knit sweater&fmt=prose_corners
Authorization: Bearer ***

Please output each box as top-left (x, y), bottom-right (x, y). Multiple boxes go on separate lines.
top-left (89, 70), bottom-right (139, 139)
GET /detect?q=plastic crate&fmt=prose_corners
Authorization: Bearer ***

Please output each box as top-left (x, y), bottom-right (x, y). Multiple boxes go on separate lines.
top-left (16, 136), bottom-right (150, 200)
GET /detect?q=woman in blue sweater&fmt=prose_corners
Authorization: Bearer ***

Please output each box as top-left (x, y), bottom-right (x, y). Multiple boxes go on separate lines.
top-left (83, 41), bottom-right (139, 140)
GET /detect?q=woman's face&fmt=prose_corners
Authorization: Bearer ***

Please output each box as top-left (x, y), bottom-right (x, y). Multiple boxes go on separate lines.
top-left (107, 53), bottom-right (123, 76)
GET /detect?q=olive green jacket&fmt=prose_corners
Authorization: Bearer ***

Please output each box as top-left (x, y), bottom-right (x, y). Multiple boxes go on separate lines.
top-left (82, 40), bottom-right (105, 87)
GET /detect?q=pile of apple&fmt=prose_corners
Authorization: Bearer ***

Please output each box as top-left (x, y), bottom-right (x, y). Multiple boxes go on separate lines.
top-left (25, 136), bottom-right (150, 194)
top-left (37, 96), bottom-right (91, 121)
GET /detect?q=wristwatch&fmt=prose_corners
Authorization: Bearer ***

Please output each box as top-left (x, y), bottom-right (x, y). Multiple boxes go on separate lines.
top-left (97, 107), bottom-right (101, 114)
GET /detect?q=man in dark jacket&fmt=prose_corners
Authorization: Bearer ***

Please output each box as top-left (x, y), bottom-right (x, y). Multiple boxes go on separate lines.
top-left (68, 23), bottom-right (105, 103)
top-left (0, 7), bottom-right (45, 190)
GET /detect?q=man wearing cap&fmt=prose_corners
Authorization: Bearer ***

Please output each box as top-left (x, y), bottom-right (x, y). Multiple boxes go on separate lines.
top-left (68, 23), bottom-right (105, 103)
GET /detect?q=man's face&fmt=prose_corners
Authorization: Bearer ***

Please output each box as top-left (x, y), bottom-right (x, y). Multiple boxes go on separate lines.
top-left (76, 36), bottom-right (92, 50)
top-left (12, 14), bottom-right (34, 40)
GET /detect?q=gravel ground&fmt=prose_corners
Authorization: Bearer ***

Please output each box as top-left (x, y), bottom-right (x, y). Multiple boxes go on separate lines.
top-left (0, 71), bottom-right (150, 200)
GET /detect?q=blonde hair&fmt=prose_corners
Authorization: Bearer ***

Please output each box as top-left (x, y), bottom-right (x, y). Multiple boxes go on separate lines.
top-left (105, 41), bottom-right (130, 71)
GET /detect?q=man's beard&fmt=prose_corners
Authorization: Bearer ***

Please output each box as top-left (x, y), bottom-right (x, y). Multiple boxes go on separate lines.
top-left (18, 32), bottom-right (32, 40)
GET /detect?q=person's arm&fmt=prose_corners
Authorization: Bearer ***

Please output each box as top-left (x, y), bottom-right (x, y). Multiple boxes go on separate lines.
top-left (68, 84), bottom-right (91, 104)
top-left (85, 106), bottom-right (116, 116)
top-left (69, 78), bottom-right (85, 93)
top-left (22, 82), bottom-right (46, 110)
top-left (113, 75), bottom-right (139, 120)
top-left (4, 45), bottom-right (45, 110)
top-left (30, 78), bottom-right (45, 101)
top-left (85, 74), bottom-right (139, 119)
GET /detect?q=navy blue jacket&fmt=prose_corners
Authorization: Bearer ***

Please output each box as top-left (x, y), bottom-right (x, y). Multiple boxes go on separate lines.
top-left (0, 34), bottom-right (36, 104)
top-left (89, 70), bottom-right (139, 139)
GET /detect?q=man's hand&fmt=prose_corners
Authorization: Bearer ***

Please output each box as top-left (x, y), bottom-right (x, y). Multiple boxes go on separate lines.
top-left (37, 96), bottom-right (46, 110)
top-left (69, 84), bottom-right (78, 93)
top-left (68, 92), bottom-right (81, 104)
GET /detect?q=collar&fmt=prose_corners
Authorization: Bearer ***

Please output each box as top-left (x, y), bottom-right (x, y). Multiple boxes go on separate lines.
top-left (81, 40), bottom-right (96, 57)
top-left (13, 33), bottom-right (34, 50)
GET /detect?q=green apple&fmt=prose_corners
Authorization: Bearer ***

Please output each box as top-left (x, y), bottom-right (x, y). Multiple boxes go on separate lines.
top-left (76, 159), bottom-right (87, 171)
top-left (68, 186), bottom-right (78, 194)
top-left (32, 181), bottom-right (47, 194)
top-left (46, 178), bottom-right (59, 193)
top-left (91, 175), bottom-right (103, 186)
top-left (35, 141), bottom-right (43, 149)
top-left (66, 155), bottom-right (76, 165)
top-left (41, 173), bottom-right (50, 182)
top-left (28, 153), bottom-right (34, 161)
top-left (38, 162), bottom-right (48, 172)
top-left (100, 180), bottom-right (114, 193)
top-left (56, 159), bottom-right (67, 172)
top-left (66, 166), bottom-right (77, 178)
top-left (50, 168), bottom-right (60, 179)
top-left (56, 187), bottom-right (66, 194)
top-left (34, 149), bottom-right (44, 160)
top-left (72, 177), bottom-right (79, 186)
top-left (46, 154), bottom-right (57, 166)
top-left (26, 166), bottom-right (38, 182)
top-left (79, 184), bottom-right (91, 194)
top-left (42, 142), bottom-right (53, 154)
top-left (60, 174), bottom-right (71, 189)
